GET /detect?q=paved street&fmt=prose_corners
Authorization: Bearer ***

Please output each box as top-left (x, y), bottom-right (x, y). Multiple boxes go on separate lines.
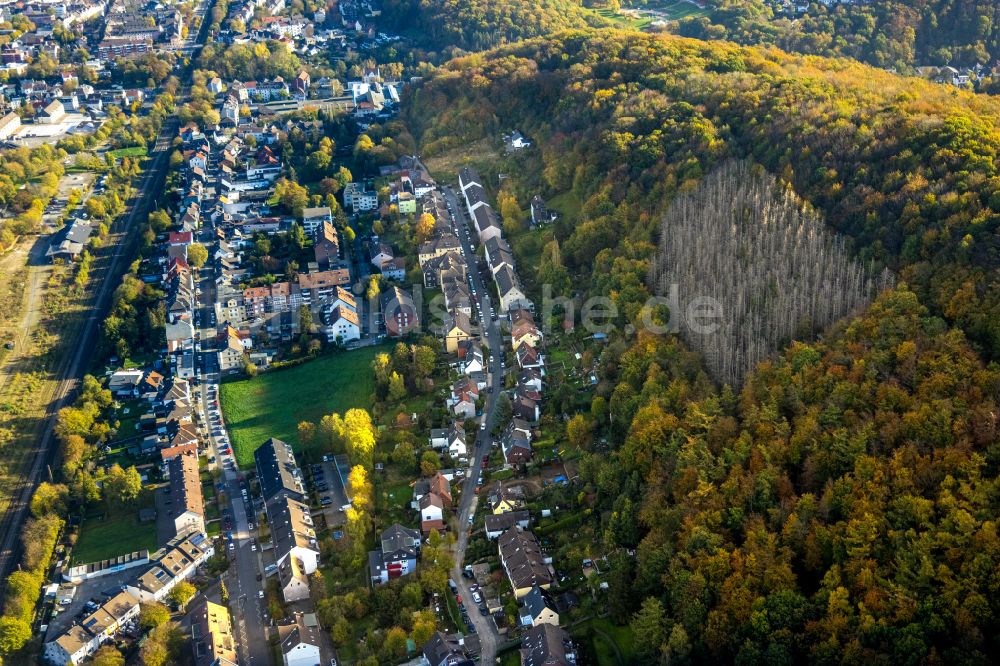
top-left (191, 212), bottom-right (273, 664)
top-left (441, 184), bottom-right (503, 661)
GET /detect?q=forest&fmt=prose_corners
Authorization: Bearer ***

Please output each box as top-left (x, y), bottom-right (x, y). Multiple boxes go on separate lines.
top-left (650, 161), bottom-right (892, 387)
top-left (406, 30), bottom-right (1000, 363)
top-left (380, 0), bottom-right (610, 51)
top-left (680, 0), bottom-right (1000, 69)
top-left (403, 29), bottom-right (1000, 661)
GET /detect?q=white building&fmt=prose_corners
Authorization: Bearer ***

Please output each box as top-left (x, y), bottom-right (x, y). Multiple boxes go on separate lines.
top-left (279, 612), bottom-right (322, 666)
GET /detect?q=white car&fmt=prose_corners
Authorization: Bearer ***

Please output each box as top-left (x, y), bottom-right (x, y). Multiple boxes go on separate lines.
top-left (480, 421), bottom-right (487, 430)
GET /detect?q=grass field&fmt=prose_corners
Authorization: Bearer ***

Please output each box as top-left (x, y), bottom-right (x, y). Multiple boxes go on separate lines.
top-left (73, 505), bottom-right (158, 564)
top-left (219, 347), bottom-right (385, 467)
top-left (650, 0), bottom-right (708, 19)
top-left (108, 146), bottom-right (148, 159)
top-left (572, 617), bottom-right (637, 665)
top-left (594, 0), bottom-right (708, 28)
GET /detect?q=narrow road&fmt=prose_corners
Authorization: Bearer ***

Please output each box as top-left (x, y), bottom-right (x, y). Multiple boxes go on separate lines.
top-left (442, 184), bottom-right (504, 662)
top-left (195, 223), bottom-right (273, 665)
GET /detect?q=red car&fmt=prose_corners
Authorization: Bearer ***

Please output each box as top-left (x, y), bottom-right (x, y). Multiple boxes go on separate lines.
top-left (474, 486), bottom-right (481, 494)
top-left (456, 595), bottom-right (463, 605)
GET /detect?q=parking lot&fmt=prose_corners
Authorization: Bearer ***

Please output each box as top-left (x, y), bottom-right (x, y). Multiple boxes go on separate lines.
top-left (44, 567), bottom-right (138, 639)
top-left (307, 460), bottom-right (349, 528)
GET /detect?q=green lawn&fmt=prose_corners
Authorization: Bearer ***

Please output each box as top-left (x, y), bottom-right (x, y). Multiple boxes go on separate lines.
top-left (108, 146), bottom-right (148, 159)
top-left (648, 0), bottom-right (709, 19)
top-left (112, 397), bottom-right (145, 441)
top-left (571, 617), bottom-right (636, 665)
top-left (73, 506), bottom-right (158, 564)
top-left (220, 347), bottom-right (386, 467)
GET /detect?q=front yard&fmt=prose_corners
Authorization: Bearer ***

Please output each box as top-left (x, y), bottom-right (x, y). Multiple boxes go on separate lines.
top-left (219, 346), bottom-right (386, 467)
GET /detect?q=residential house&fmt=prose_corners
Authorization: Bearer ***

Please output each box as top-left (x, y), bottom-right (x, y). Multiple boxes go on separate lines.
top-left (520, 624), bottom-right (577, 666)
top-left (511, 309), bottom-right (542, 349)
top-left (313, 220), bottom-right (340, 266)
top-left (448, 377), bottom-right (479, 419)
top-left (45, 625), bottom-right (97, 665)
top-left (369, 523), bottom-right (421, 584)
top-left (277, 555), bottom-right (310, 603)
top-left (517, 344), bottom-right (544, 371)
top-left (484, 236), bottom-right (514, 274)
top-left (44, 590), bottom-right (140, 666)
top-left (381, 256), bottom-right (407, 281)
top-left (381, 286), bottom-right (418, 337)
top-left (217, 326), bottom-right (246, 372)
top-left (126, 531), bottom-right (214, 602)
top-left (530, 195), bottom-right (557, 227)
top-left (190, 599), bottom-right (238, 666)
top-left (472, 206), bottom-right (502, 242)
top-left (108, 369), bottom-right (144, 396)
top-left (491, 485), bottom-right (526, 515)
top-left (278, 612), bottom-right (322, 666)
top-left (166, 319), bottom-right (195, 353)
top-left (267, 495), bottom-right (320, 574)
top-left (501, 418), bottom-right (533, 465)
top-left (343, 182), bottom-right (378, 211)
top-left (429, 472), bottom-right (452, 507)
top-left (419, 492), bottom-right (445, 534)
top-left (327, 304), bottom-right (360, 343)
top-left (369, 240), bottom-right (394, 269)
top-left (484, 510), bottom-right (530, 539)
top-left (301, 206), bottom-right (332, 236)
top-left (458, 167), bottom-right (482, 193)
top-left (498, 527), bottom-right (554, 599)
top-left (507, 130), bottom-right (530, 150)
top-left (443, 311), bottom-right (473, 354)
top-left (513, 386), bottom-right (542, 423)
top-left (254, 438), bottom-right (305, 503)
top-left (519, 585), bottom-right (560, 627)
top-left (167, 453), bottom-right (205, 536)
top-left (495, 265), bottom-right (530, 312)
top-left (421, 631), bottom-right (475, 666)
top-left (458, 340), bottom-right (485, 376)
top-left (418, 233), bottom-right (461, 266)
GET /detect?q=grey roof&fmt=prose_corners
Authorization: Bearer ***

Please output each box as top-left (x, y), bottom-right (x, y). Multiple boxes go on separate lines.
top-left (465, 183), bottom-right (488, 207)
top-left (494, 264), bottom-right (521, 297)
top-left (254, 438), bottom-right (305, 502)
top-left (381, 523), bottom-right (420, 560)
top-left (484, 510), bottom-right (530, 535)
top-left (458, 167), bottom-right (481, 190)
top-left (472, 205), bottom-right (499, 231)
top-left (520, 624), bottom-right (575, 666)
top-left (522, 585), bottom-right (557, 621)
top-left (422, 631), bottom-right (475, 666)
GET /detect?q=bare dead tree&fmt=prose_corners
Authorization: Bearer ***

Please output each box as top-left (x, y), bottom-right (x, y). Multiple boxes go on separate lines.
top-left (650, 161), bottom-right (893, 387)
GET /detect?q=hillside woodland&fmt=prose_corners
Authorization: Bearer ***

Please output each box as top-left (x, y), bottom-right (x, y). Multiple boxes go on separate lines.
top-left (680, 0), bottom-right (1000, 69)
top-left (650, 161), bottom-right (892, 386)
top-left (381, 0), bottom-right (610, 51)
top-left (406, 30), bottom-right (1000, 662)
top-left (406, 30), bottom-right (1000, 363)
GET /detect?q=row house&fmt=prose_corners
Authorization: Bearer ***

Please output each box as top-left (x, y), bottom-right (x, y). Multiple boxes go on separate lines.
top-left (44, 590), bottom-right (140, 666)
top-left (126, 531), bottom-right (214, 604)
